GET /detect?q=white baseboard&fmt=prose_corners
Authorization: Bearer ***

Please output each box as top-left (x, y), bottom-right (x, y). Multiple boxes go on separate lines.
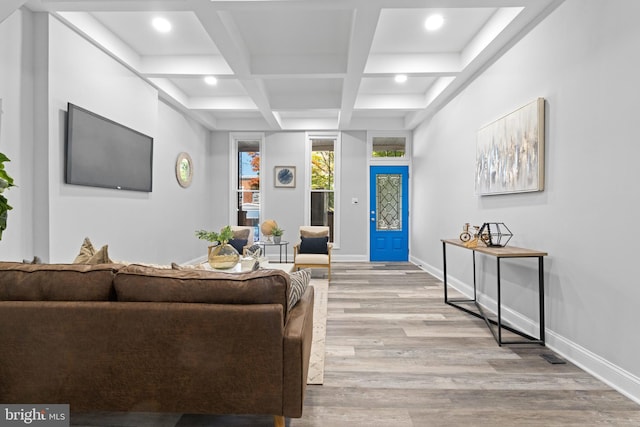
top-left (412, 255), bottom-right (640, 406)
top-left (545, 330), bottom-right (640, 405)
top-left (332, 254), bottom-right (369, 262)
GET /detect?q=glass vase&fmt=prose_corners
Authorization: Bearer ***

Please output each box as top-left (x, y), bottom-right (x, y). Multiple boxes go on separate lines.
top-left (208, 243), bottom-right (240, 269)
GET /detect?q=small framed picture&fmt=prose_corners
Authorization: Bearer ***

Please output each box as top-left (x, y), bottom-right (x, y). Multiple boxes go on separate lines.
top-left (175, 152), bottom-right (193, 188)
top-left (274, 166), bottom-right (296, 188)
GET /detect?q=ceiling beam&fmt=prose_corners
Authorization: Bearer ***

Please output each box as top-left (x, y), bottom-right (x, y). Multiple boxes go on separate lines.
top-left (23, 0), bottom-right (192, 13)
top-left (338, 4), bottom-right (381, 129)
top-left (189, 96), bottom-right (257, 110)
top-left (139, 55), bottom-right (233, 77)
top-left (365, 54), bottom-right (461, 75)
top-left (192, 4), bottom-right (281, 129)
top-left (355, 94), bottom-right (425, 110)
top-left (0, 0), bottom-right (27, 24)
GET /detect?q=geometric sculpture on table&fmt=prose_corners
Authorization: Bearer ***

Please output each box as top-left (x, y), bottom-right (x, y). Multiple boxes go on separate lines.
top-left (477, 222), bottom-right (512, 247)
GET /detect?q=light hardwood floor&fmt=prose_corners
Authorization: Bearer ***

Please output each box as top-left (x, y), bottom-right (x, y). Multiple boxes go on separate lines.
top-left (72, 262), bottom-right (640, 427)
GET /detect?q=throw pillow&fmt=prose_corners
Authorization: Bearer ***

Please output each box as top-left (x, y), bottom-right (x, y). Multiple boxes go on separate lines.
top-left (232, 228), bottom-right (251, 241)
top-left (86, 245), bottom-right (112, 264)
top-left (245, 244), bottom-right (262, 258)
top-left (300, 229), bottom-right (328, 238)
top-left (228, 238), bottom-right (248, 254)
top-left (288, 269), bottom-right (311, 311)
top-left (299, 236), bottom-right (328, 254)
top-left (73, 237), bottom-right (96, 263)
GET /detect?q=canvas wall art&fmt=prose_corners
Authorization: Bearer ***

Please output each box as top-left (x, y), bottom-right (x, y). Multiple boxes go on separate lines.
top-left (475, 98), bottom-right (545, 195)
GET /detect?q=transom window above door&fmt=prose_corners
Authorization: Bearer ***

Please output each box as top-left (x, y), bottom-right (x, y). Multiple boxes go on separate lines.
top-left (372, 136), bottom-right (406, 158)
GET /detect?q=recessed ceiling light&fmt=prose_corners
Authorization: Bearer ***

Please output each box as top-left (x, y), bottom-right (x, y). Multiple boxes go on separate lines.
top-left (424, 14), bottom-right (444, 31)
top-left (152, 17), bottom-right (172, 33)
top-left (204, 76), bottom-right (218, 85)
top-left (394, 74), bottom-right (408, 83)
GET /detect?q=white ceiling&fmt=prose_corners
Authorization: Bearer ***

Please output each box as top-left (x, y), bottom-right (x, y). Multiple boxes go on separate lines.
top-left (15, 0), bottom-right (564, 132)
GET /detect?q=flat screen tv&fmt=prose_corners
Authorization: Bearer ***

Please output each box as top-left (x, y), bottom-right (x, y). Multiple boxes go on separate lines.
top-left (65, 103), bottom-right (153, 192)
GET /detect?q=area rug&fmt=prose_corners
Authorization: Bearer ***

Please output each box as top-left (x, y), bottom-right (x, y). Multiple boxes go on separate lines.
top-left (307, 278), bottom-right (328, 385)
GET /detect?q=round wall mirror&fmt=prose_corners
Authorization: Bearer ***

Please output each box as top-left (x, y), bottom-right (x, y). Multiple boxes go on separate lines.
top-left (175, 152), bottom-right (193, 188)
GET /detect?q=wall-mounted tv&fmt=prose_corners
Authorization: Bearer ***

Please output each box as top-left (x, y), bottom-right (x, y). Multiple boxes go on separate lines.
top-left (65, 103), bottom-right (153, 192)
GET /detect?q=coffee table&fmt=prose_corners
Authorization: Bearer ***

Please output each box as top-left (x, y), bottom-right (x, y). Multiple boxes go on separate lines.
top-left (201, 261), bottom-right (293, 274)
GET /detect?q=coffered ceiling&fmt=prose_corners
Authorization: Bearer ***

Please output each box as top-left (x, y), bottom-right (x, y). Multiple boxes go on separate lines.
top-left (12, 0), bottom-right (563, 131)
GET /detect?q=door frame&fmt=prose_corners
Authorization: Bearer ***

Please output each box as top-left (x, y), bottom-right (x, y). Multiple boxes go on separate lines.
top-left (366, 131), bottom-right (412, 261)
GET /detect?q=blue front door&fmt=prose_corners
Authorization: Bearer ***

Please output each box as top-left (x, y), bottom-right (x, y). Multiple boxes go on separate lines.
top-left (369, 166), bottom-right (409, 262)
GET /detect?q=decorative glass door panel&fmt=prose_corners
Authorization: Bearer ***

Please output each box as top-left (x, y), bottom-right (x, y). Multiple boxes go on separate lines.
top-left (376, 174), bottom-right (402, 231)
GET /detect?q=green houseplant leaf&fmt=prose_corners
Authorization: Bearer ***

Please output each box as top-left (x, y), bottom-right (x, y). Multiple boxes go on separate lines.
top-left (195, 225), bottom-right (234, 244)
top-left (0, 153), bottom-right (15, 240)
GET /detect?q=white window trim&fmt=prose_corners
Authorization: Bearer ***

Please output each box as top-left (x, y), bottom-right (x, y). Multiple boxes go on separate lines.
top-left (305, 131), bottom-right (341, 249)
top-left (229, 132), bottom-right (265, 226)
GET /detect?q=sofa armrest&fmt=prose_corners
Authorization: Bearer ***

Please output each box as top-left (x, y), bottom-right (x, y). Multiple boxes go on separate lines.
top-left (282, 285), bottom-right (314, 418)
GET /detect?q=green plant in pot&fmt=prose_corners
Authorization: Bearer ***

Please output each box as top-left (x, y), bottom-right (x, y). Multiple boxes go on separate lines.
top-left (195, 225), bottom-right (239, 269)
top-left (0, 153), bottom-right (16, 241)
top-left (271, 226), bottom-right (284, 244)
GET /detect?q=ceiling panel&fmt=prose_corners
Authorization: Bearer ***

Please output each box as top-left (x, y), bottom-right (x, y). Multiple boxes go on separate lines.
top-left (230, 9), bottom-right (353, 56)
top-left (371, 8), bottom-right (498, 54)
top-left (90, 11), bottom-right (220, 56)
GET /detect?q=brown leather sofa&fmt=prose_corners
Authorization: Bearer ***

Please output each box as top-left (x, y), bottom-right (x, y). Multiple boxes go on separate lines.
top-left (0, 262), bottom-right (314, 427)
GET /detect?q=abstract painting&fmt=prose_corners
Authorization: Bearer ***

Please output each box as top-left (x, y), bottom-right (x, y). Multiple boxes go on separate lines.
top-left (475, 98), bottom-right (545, 195)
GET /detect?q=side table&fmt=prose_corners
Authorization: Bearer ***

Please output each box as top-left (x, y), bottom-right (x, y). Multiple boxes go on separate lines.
top-left (441, 238), bottom-right (547, 346)
top-left (256, 241), bottom-right (289, 263)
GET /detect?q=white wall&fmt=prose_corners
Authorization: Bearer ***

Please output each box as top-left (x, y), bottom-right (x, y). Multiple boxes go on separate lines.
top-left (264, 131), bottom-right (307, 246)
top-left (0, 9), bottom-right (34, 260)
top-left (411, 0), bottom-right (640, 402)
top-left (46, 15), bottom-right (214, 264)
top-left (339, 131), bottom-right (368, 259)
top-left (0, 10), bottom-right (214, 264)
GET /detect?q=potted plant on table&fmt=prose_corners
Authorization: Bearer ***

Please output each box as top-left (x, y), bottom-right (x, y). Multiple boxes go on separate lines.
top-left (195, 225), bottom-right (240, 269)
top-left (271, 226), bottom-right (284, 244)
top-left (0, 153), bottom-right (16, 240)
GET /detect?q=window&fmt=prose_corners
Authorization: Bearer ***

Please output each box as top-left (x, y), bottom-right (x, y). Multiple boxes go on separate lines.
top-left (307, 134), bottom-right (339, 242)
top-left (372, 136), bottom-right (406, 158)
top-left (232, 135), bottom-right (263, 242)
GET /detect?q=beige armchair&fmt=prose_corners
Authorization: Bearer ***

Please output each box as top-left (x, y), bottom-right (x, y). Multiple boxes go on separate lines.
top-left (293, 226), bottom-right (332, 280)
top-left (230, 226), bottom-right (255, 255)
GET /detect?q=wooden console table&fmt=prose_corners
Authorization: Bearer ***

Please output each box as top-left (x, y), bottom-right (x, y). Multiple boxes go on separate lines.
top-left (441, 239), bottom-right (547, 346)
